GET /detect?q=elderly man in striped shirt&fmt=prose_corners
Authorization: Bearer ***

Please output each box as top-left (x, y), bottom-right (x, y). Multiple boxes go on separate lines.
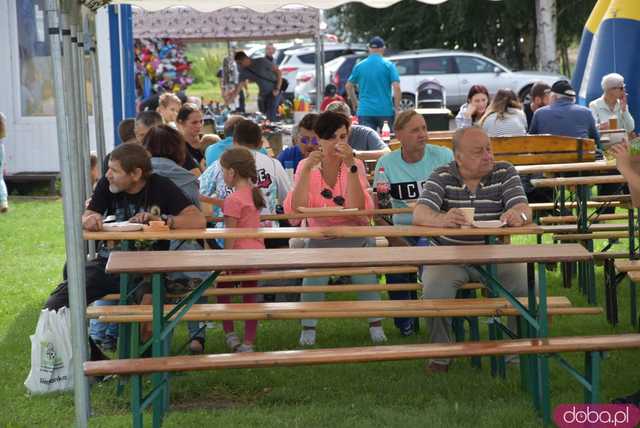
top-left (413, 126), bottom-right (533, 374)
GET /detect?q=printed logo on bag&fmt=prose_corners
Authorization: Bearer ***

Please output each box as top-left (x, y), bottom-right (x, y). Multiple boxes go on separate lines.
top-left (40, 342), bottom-right (63, 373)
top-left (554, 404), bottom-right (640, 428)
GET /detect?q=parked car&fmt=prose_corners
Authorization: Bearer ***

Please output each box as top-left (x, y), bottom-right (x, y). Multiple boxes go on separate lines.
top-left (294, 53), bottom-right (367, 106)
top-left (279, 43), bottom-right (367, 99)
top-left (386, 49), bottom-right (566, 111)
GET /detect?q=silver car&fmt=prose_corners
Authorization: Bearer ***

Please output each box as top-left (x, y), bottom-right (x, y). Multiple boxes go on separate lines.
top-left (387, 49), bottom-right (566, 111)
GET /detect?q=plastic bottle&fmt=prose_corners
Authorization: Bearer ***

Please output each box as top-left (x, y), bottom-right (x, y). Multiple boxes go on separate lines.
top-left (381, 121), bottom-right (391, 143)
top-left (284, 160), bottom-right (295, 183)
top-left (375, 167), bottom-right (392, 209)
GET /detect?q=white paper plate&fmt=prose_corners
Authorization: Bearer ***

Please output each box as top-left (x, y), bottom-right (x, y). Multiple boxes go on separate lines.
top-left (102, 221), bottom-right (144, 232)
top-left (472, 220), bottom-right (505, 228)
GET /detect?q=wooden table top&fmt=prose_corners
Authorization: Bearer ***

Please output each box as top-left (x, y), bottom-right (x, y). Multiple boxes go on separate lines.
top-left (208, 207), bottom-right (414, 223)
top-left (531, 174), bottom-right (626, 188)
top-left (85, 224), bottom-right (542, 241)
top-left (105, 243), bottom-right (591, 274)
top-left (516, 161), bottom-right (618, 175)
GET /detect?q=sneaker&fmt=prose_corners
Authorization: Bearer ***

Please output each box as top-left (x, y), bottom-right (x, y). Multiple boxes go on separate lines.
top-left (236, 343), bottom-right (254, 353)
top-left (101, 336), bottom-right (117, 352)
top-left (225, 332), bottom-right (241, 352)
top-left (0, 201), bottom-right (7, 213)
top-left (299, 328), bottom-right (316, 346)
top-left (369, 326), bottom-right (387, 343)
top-left (398, 320), bottom-right (415, 337)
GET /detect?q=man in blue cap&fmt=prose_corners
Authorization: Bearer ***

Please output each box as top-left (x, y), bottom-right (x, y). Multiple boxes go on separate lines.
top-left (345, 36), bottom-right (401, 132)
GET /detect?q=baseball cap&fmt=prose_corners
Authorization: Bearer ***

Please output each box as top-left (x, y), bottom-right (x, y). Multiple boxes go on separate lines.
top-left (551, 80), bottom-right (576, 97)
top-left (368, 36), bottom-right (385, 49)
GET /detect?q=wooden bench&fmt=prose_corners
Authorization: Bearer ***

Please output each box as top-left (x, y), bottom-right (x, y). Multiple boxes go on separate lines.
top-left (530, 201), bottom-right (621, 212)
top-left (539, 213), bottom-right (628, 225)
top-left (86, 296), bottom-right (597, 323)
top-left (84, 334), bottom-right (640, 428)
top-left (390, 135), bottom-right (596, 165)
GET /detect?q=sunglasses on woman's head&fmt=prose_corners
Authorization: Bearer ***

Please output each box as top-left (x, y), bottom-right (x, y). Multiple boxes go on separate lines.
top-left (320, 188), bottom-right (345, 206)
top-left (300, 136), bottom-right (319, 146)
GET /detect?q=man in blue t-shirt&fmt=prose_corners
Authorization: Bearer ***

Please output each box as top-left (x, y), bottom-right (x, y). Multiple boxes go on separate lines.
top-left (373, 110), bottom-right (453, 336)
top-left (204, 115), bottom-right (245, 167)
top-left (277, 113), bottom-right (319, 173)
top-left (346, 36), bottom-right (401, 132)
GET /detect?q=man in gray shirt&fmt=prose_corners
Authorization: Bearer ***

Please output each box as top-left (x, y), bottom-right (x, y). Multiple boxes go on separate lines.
top-left (325, 101), bottom-right (390, 161)
top-left (233, 51), bottom-right (283, 121)
top-left (413, 126), bottom-right (532, 374)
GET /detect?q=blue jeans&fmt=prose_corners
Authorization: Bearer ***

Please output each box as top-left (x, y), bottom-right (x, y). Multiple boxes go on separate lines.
top-left (357, 115), bottom-right (394, 132)
top-left (386, 236), bottom-right (429, 331)
top-left (89, 300), bottom-right (119, 342)
top-left (0, 144), bottom-right (7, 205)
top-left (261, 91), bottom-right (281, 122)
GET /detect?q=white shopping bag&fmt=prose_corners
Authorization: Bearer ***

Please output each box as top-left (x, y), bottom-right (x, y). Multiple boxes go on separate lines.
top-left (24, 308), bottom-right (74, 394)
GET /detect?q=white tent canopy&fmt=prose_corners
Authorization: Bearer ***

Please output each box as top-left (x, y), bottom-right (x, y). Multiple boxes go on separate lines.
top-left (85, 0), bottom-right (447, 12)
top-left (133, 6), bottom-right (320, 39)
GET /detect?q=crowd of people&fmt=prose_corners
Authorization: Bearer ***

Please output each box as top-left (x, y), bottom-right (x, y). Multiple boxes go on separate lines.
top-left (32, 37), bottom-right (636, 402)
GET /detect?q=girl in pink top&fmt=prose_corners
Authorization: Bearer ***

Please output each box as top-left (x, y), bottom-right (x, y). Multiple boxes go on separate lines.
top-left (220, 147), bottom-right (265, 353)
top-left (284, 111), bottom-right (386, 346)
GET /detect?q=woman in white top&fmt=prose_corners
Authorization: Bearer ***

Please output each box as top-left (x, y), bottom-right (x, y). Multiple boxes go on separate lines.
top-left (479, 89), bottom-right (527, 137)
top-left (0, 112), bottom-right (8, 212)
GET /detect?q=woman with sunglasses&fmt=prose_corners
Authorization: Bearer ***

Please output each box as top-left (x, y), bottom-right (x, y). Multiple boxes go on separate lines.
top-left (276, 113), bottom-right (319, 173)
top-left (284, 111), bottom-right (387, 346)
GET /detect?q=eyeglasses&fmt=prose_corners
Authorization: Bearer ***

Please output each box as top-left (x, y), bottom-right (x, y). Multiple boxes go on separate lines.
top-left (320, 188), bottom-right (345, 206)
top-left (300, 136), bottom-right (319, 146)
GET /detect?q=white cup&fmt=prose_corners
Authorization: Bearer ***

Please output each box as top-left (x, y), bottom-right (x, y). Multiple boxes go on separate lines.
top-left (459, 207), bottom-right (475, 227)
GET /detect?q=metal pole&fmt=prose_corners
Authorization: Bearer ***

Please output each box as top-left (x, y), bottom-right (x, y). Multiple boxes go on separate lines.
top-left (45, 1), bottom-right (90, 426)
top-left (87, 21), bottom-right (106, 176)
top-left (70, 21), bottom-right (89, 204)
top-left (314, 35), bottom-right (322, 112)
top-left (119, 5), bottom-right (136, 118)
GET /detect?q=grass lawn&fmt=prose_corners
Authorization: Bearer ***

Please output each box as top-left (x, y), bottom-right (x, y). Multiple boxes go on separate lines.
top-left (1, 199), bottom-right (638, 427)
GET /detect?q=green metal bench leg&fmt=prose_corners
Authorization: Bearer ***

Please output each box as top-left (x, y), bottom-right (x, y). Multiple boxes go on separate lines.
top-left (452, 318), bottom-right (465, 342)
top-left (131, 322), bottom-right (143, 428)
top-left (517, 317), bottom-right (530, 392)
top-left (630, 279), bottom-right (638, 328)
top-left (538, 355), bottom-right (551, 425)
top-left (151, 273), bottom-right (167, 427)
top-left (468, 317), bottom-right (481, 369)
top-left (494, 320), bottom-right (506, 379)
top-left (117, 271), bottom-right (131, 396)
top-left (584, 351), bottom-right (601, 403)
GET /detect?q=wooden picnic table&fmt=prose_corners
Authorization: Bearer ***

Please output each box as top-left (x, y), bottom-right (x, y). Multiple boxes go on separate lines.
top-left (104, 243), bottom-right (591, 428)
top-left (532, 173), bottom-right (630, 305)
top-left (84, 224), bottom-right (542, 241)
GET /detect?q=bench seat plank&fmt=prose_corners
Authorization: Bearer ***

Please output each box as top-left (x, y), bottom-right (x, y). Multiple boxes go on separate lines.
top-left (85, 225), bottom-right (542, 241)
top-left (83, 334), bottom-right (640, 376)
top-left (531, 175), bottom-right (626, 188)
top-left (105, 244), bottom-right (591, 274)
top-left (615, 260), bottom-right (640, 272)
top-left (86, 296), bottom-right (573, 320)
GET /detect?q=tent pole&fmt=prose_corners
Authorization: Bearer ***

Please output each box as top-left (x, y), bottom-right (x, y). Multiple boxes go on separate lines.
top-left (70, 21), bottom-right (89, 204)
top-left (314, 10), bottom-right (325, 112)
top-left (76, 10), bottom-right (96, 259)
top-left (46, 0), bottom-right (90, 426)
top-left (87, 18), bottom-right (107, 176)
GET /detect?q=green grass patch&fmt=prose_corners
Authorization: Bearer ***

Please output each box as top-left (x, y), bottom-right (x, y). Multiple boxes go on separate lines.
top-left (1, 199), bottom-right (638, 427)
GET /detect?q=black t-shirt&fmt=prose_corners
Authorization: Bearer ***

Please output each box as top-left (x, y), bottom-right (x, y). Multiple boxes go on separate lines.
top-left (89, 174), bottom-right (192, 221)
top-left (89, 174), bottom-right (193, 254)
top-left (186, 143), bottom-right (204, 165)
